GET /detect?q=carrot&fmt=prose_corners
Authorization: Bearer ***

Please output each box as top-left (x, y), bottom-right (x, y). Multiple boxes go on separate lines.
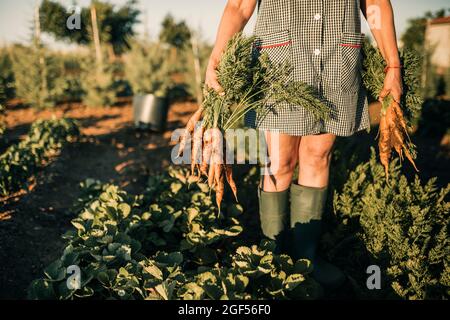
top-left (208, 157), bottom-right (216, 188)
top-left (210, 128), bottom-right (223, 165)
top-left (403, 148), bottom-right (419, 172)
top-left (178, 107), bottom-right (203, 157)
top-left (391, 129), bottom-right (404, 159)
top-left (378, 114), bottom-right (391, 180)
top-left (224, 165), bottom-right (238, 202)
top-left (214, 164), bottom-right (224, 210)
top-left (378, 99), bottom-right (419, 181)
top-left (200, 140), bottom-right (211, 177)
top-left (392, 102), bottom-right (409, 135)
top-left (200, 129), bottom-right (213, 177)
top-left (191, 124), bottom-right (204, 176)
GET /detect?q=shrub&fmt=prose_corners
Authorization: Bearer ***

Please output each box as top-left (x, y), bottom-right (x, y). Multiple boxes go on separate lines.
top-left (0, 118), bottom-right (79, 196)
top-left (0, 48), bottom-right (15, 103)
top-left (124, 40), bottom-right (176, 97)
top-left (80, 55), bottom-right (117, 107)
top-left (0, 104), bottom-right (5, 137)
top-left (10, 44), bottom-right (67, 109)
top-left (54, 52), bottom-right (85, 102)
top-left (324, 148), bottom-right (449, 299)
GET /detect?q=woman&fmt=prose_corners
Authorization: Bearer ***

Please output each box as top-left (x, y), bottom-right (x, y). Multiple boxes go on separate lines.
top-left (205, 0), bottom-right (403, 289)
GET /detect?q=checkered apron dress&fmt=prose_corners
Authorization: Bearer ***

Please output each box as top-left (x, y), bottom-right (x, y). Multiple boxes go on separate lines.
top-left (245, 0), bottom-right (371, 137)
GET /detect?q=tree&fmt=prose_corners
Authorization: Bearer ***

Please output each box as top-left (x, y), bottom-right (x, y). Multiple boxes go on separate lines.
top-left (10, 43), bottom-right (67, 109)
top-left (39, 0), bottom-right (140, 55)
top-left (10, 4), bottom-right (66, 109)
top-left (159, 14), bottom-right (191, 49)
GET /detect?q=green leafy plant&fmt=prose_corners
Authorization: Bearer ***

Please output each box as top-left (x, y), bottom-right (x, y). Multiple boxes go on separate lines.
top-left (363, 43), bottom-right (423, 123)
top-left (325, 148), bottom-right (449, 300)
top-left (0, 118), bottom-right (79, 196)
top-left (201, 33), bottom-right (329, 131)
top-left (28, 166), bottom-right (318, 300)
top-left (177, 240), bottom-right (320, 300)
top-left (230, 241), bottom-right (321, 299)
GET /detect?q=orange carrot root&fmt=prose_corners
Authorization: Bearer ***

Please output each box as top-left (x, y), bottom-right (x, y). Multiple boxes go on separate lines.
top-left (404, 148), bottom-right (419, 172)
top-left (191, 125), bottom-right (204, 176)
top-left (378, 114), bottom-right (391, 180)
top-left (177, 107), bottom-right (203, 157)
top-left (378, 98), bottom-right (419, 180)
top-left (224, 165), bottom-right (238, 202)
top-left (200, 135), bottom-right (212, 177)
top-left (214, 164), bottom-right (224, 210)
top-left (208, 157), bottom-right (216, 188)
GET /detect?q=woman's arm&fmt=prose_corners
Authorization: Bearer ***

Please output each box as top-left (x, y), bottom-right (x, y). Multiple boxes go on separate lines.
top-left (361, 0), bottom-right (403, 103)
top-left (205, 0), bottom-right (257, 94)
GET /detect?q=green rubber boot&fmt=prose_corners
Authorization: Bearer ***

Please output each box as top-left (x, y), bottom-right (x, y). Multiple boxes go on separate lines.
top-left (290, 183), bottom-right (346, 290)
top-left (258, 187), bottom-right (289, 254)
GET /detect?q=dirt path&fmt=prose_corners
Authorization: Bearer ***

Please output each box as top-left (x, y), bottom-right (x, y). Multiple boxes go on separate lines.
top-left (0, 100), bottom-right (198, 299)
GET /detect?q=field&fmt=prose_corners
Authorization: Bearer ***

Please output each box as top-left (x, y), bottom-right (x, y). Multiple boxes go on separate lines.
top-left (0, 0), bottom-right (449, 301)
top-left (0, 96), bottom-right (448, 299)
top-left (0, 99), bottom-right (198, 298)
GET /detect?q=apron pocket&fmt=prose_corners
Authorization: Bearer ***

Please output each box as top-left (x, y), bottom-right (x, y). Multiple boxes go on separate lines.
top-left (254, 30), bottom-right (292, 66)
top-left (340, 32), bottom-right (364, 93)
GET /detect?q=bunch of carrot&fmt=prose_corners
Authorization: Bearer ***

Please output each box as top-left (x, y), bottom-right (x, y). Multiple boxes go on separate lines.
top-left (378, 96), bottom-right (418, 180)
top-left (363, 42), bottom-right (423, 180)
top-left (177, 108), bottom-right (237, 210)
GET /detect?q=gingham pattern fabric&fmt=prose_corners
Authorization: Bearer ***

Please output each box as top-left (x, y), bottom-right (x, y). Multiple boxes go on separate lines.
top-left (245, 0), bottom-right (371, 137)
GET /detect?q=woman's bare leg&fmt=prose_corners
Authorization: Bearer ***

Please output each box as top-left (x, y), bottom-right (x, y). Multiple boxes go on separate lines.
top-left (298, 133), bottom-right (336, 188)
top-left (262, 131), bottom-right (301, 191)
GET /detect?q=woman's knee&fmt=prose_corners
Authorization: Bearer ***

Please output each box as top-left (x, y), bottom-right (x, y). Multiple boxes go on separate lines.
top-left (301, 143), bottom-right (333, 169)
top-left (269, 154), bottom-right (297, 176)
top-left (265, 133), bottom-right (299, 177)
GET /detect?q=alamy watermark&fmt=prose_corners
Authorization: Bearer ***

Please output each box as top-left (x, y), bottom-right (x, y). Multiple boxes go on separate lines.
top-left (66, 6), bottom-right (81, 31)
top-left (366, 265), bottom-right (381, 290)
top-left (66, 264), bottom-right (81, 290)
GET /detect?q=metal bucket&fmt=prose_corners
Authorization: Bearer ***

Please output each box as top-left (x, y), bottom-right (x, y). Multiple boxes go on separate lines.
top-left (132, 94), bottom-right (168, 132)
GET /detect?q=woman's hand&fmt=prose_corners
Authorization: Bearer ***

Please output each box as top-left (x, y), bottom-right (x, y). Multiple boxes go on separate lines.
top-left (205, 55), bottom-right (225, 96)
top-left (379, 67), bottom-right (403, 103)
top-left (204, 0), bottom-right (257, 96)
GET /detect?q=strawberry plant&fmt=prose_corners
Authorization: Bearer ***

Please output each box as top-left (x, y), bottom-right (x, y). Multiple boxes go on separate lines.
top-left (28, 167), bottom-right (318, 300)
